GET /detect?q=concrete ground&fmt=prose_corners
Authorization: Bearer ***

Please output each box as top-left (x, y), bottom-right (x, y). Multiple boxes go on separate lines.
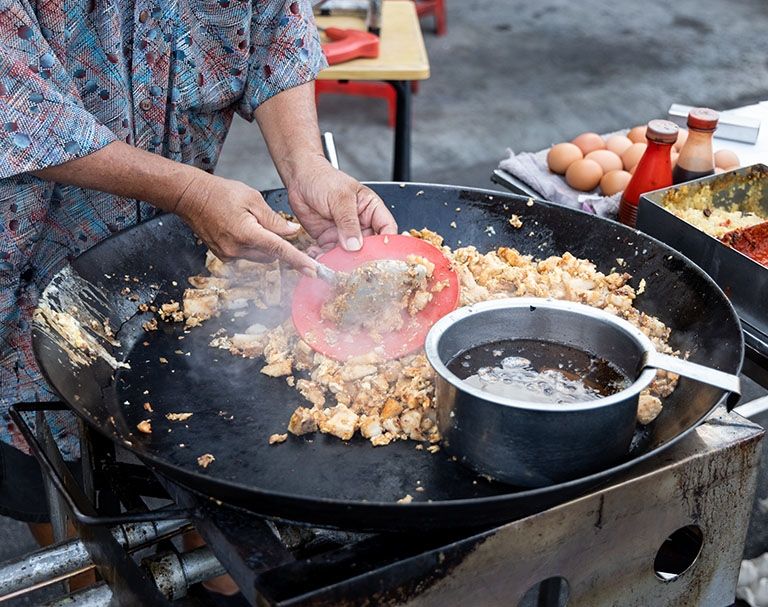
top-left (2, 0), bottom-right (768, 603)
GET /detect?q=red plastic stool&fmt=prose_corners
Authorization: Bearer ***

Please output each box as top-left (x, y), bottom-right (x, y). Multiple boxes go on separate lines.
top-left (415, 0), bottom-right (447, 36)
top-left (315, 80), bottom-right (397, 128)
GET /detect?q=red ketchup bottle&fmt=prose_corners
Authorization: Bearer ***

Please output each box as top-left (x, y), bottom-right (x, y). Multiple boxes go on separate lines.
top-left (618, 119), bottom-right (679, 227)
top-left (672, 107), bottom-right (719, 184)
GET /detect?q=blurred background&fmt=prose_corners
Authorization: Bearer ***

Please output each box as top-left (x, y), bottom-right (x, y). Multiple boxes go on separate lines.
top-left (219, 0), bottom-right (768, 190)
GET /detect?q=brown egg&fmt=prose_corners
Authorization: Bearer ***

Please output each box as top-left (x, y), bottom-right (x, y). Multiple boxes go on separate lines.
top-left (547, 142), bottom-right (583, 174)
top-left (585, 150), bottom-right (623, 173)
top-left (571, 132), bottom-right (606, 156)
top-left (621, 142), bottom-right (647, 171)
top-left (714, 149), bottom-right (740, 170)
top-left (627, 125), bottom-right (647, 143)
top-left (674, 129), bottom-right (688, 152)
top-left (600, 170), bottom-right (632, 196)
top-left (671, 151), bottom-right (679, 168)
top-left (714, 167), bottom-right (726, 174)
top-left (565, 158), bottom-right (604, 191)
top-left (605, 135), bottom-right (633, 156)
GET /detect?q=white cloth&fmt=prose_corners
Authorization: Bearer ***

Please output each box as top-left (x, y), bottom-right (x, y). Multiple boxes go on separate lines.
top-left (498, 147), bottom-right (620, 219)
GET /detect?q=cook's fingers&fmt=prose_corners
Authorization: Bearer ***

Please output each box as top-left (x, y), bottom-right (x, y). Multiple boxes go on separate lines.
top-left (315, 228), bottom-right (340, 251)
top-left (234, 249), bottom-right (280, 263)
top-left (369, 198), bottom-right (398, 235)
top-left (244, 229), bottom-right (317, 276)
top-left (306, 245), bottom-right (325, 258)
top-left (330, 189), bottom-right (363, 251)
top-left (311, 228), bottom-right (374, 256)
top-left (249, 197), bottom-right (302, 237)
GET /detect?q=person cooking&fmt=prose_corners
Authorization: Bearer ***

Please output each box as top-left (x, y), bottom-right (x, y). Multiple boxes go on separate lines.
top-left (0, 0), bottom-right (397, 598)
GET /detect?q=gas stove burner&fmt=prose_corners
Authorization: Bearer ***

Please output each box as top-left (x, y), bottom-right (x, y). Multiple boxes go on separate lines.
top-left (1, 399), bottom-right (763, 607)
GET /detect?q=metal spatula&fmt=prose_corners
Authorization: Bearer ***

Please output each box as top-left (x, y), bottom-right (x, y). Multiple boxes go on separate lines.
top-left (317, 259), bottom-right (430, 329)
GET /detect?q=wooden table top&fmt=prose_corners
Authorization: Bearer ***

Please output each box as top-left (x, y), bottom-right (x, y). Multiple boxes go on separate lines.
top-left (316, 0), bottom-right (430, 81)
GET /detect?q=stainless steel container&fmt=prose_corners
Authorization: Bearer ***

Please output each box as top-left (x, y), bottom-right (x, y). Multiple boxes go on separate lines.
top-left (425, 298), bottom-right (740, 487)
top-left (638, 164), bottom-right (768, 360)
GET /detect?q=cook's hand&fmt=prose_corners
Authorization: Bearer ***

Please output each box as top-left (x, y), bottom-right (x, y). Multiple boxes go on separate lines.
top-left (174, 172), bottom-right (317, 275)
top-left (287, 155), bottom-right (398, 252)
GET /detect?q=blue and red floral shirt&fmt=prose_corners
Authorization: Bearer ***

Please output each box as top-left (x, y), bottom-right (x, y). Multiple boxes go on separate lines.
top-left (0, 0), bottom-right (326, 458)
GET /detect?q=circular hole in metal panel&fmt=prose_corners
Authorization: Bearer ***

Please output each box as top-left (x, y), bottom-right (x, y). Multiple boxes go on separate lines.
top-left (518, 576), bottom-right (570, 606)
top-left (654, 525), bottom-right (704, 581)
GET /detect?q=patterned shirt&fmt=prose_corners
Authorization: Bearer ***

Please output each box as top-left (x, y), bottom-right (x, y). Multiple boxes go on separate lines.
top-left (0, 0), bottom-right (326, 458)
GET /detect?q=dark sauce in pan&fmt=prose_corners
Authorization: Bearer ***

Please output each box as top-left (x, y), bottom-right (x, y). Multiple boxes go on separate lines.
top-left (447, 339), bottom-right (630, 405)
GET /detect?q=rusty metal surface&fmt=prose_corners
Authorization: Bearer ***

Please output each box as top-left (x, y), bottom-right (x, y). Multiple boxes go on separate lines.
top-left (41, 547), bottom-right (224, 607)
top-left (263, 407), bottom-right (762, 607)
top-left (10, 406), bottom-right (762, 607)
top-left (143, 548), bottom-right (225, 601)
top-left (161, 478), bottom-right (295, 607)
top-left (739, 396), bottom-right (768, 559)
top-left (0, 518), bottom-right (188, 601)
top-left (398, 408), bottom-right (763, 607)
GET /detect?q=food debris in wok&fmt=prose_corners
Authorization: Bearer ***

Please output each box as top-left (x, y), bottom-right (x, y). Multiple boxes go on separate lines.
top-left (153, 227), bottom-right (678, 446)
top-left (269, 433), bottom-right (288, 445)
top-left (197, 453), bottom-right (216, 468)
top-left (320, 256), bottom-right (435, 336)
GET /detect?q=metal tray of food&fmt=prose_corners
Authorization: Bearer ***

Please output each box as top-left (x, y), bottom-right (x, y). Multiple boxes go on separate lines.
top-left (638, 164), bottom-right (768, 360)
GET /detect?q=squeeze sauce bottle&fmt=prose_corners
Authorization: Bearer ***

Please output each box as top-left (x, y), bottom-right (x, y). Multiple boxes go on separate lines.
top-left (618, 119), bottom-right (679, 227)
top-left (672, 107), bottom-right (719, 184)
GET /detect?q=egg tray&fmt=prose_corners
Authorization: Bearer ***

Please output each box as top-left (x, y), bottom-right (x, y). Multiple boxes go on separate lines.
top-left (497, 134), bottom-right (625, 219)
top-left (638, 163), bottom-right (768, 360)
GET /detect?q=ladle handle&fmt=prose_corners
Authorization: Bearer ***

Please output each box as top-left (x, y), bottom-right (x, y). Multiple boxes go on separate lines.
top-left (645, 351), bottom-right (741, 395)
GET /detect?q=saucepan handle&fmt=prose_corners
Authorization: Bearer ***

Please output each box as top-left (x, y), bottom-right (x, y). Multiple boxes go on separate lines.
top-left (645, 351), bottom-right (741, 395)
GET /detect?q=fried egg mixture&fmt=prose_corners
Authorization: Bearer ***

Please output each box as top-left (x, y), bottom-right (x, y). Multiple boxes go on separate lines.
top-left (157, 228), bottom-right (677, 446)
top-left (320, 256), bottom-right (437, 336)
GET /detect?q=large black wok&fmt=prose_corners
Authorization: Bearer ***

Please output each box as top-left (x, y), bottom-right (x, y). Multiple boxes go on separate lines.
top-left (32, 183), bottom-right (743, 531)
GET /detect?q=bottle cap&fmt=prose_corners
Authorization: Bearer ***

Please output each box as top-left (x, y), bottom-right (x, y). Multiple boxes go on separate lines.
top-left (646, 119), bottom-right (679, 145)
top-left (687, 108), bottom-right (719, 131)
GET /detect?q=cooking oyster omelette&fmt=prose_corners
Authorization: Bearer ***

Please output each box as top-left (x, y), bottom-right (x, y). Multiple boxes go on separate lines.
top-left (152, 228), bottom-right (677, 446)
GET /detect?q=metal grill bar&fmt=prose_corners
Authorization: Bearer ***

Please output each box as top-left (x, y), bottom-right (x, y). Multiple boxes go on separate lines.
top-left (0, 518), bottom-right (189, 601)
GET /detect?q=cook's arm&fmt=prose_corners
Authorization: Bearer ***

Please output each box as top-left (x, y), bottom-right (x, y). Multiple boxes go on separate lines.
top-left (254, 81), bottom-right (326, 187)
top-left (254, 81), bottom-right (398, 252)
top-left (1, 4), bottom-right (316, 273)
top-left (33, 141), bottom-right (317, 273)
top-left (232, 0), bottom-right (395, 251)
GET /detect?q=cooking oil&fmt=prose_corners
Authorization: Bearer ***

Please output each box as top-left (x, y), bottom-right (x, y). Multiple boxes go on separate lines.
top-left (447, 339), bottom-right (629, 405)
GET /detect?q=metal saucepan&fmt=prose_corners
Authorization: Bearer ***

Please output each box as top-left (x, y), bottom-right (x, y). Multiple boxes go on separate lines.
top-left (424, 298), bottom-right (741, 487)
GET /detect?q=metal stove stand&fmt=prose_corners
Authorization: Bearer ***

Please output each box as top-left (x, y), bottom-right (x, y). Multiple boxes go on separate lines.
top-left (0, 400), bottom-right (763, 607)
